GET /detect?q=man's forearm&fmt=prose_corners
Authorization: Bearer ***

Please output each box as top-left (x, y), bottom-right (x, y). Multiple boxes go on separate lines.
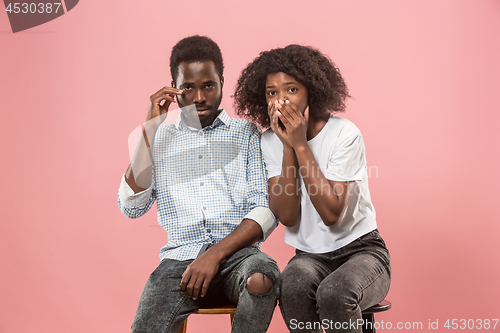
top-left (206, 219), bottom-right (263, 262)
top-left (125, 123), bottom-right (159, 193)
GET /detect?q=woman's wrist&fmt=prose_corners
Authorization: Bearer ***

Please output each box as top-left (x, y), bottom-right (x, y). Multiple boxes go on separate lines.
top-left (283, 144), bottom-right (294, 153)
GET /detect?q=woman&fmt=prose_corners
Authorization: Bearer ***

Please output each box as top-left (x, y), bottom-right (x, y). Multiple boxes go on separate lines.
top-left (234, 45), bottom-right (391, 332)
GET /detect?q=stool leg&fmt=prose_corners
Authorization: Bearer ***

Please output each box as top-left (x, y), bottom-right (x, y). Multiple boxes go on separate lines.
top-left (362, 313), bottom-right (375, 333)
top-left (176, 319), bottom-right (187, 333)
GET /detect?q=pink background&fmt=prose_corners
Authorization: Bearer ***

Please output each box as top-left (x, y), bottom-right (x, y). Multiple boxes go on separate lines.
top-left (1, 1), bottom-right (500, 332)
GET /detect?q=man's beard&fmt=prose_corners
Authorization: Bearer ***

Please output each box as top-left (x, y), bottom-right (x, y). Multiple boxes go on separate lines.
top-left (178, 93), bottom-right (222, 129)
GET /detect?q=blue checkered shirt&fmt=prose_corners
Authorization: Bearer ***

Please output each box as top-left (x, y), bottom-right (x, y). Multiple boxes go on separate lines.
top-left (118, 110), bottom-right (276, 261)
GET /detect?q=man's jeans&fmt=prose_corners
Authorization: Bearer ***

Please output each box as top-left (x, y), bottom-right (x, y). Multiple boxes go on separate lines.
top-left (131, 247), bottom-right (280, 333)
top-left (280, 229), bottom-right (391, 333)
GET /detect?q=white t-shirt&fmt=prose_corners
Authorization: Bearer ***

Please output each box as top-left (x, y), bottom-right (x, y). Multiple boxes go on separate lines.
top-left (261, 115), bottom-right (377, 253)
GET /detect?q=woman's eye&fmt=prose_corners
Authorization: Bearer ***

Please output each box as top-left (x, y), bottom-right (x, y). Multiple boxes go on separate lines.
top-left (288, 87), bottom-right (297, 93)
top-left (267, 91), bottom-right (276, 96)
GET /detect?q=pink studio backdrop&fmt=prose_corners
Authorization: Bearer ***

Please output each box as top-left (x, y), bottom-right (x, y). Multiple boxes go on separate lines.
top-left (1, 1), bottom-right (499, 332)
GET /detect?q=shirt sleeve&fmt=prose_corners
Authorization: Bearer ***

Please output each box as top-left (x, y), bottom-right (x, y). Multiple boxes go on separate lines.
top-left (117, 174), bottom-right (156, 218)
top-left (245, 124), bottom-right (278, 240)
top-left (244, 206), bottom-right (277, 241)
top-left (260, 129), bottom-right (282, 179)
top-left (324, 125), bottom-right (367, 182)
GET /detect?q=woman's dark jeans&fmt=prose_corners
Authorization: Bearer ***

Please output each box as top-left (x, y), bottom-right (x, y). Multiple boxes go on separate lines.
top-left (279, 229), bottom-right (391, 333)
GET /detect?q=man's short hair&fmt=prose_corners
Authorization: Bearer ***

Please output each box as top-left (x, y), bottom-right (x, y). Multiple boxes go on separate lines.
top-left (170, 35), bottom-right (224, 82)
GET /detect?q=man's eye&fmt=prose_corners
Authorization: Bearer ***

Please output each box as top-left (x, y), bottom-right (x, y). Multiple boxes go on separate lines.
top-left (182, 86), bottom-right (192, 91)
top-left (205, 84), bottom-right (214, 89)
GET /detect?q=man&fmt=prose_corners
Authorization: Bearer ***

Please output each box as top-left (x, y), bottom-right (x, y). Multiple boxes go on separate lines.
top-left (118, 35), bottom-right (279, 333)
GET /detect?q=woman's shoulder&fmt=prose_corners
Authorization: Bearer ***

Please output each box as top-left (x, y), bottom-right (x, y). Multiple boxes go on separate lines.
top-left (329, 115), bottom-right (362, 138)
top-left (261, 128), bottom-right (283, 152)
top-left (261, 127), bottom-right (279, 142)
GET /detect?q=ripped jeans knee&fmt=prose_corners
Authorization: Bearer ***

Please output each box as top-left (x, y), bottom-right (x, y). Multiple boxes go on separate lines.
top-left (246, 272), bottom-right (273, 294)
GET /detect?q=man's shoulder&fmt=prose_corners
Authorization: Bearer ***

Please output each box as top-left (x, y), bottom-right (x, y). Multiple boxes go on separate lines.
top-left (227, 116), bottom-right (262, 135)
top-left (156, 123), bottom-right (178, 138)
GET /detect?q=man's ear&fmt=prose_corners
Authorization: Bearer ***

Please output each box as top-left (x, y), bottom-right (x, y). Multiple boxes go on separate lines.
top-left (171, 80), bottom-right (176, 88)
top-left (220, 76), bottom-right (224, 88)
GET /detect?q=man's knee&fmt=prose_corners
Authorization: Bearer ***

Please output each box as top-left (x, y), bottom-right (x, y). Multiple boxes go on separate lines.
top-left (246, 272), bottom-right (273, 294)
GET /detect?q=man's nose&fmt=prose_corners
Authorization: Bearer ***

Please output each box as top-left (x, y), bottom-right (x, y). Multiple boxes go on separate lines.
top-left (194, 89), bottom-right (206, 103)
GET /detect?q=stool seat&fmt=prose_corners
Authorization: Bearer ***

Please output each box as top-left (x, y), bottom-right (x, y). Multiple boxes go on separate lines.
top-left (176, 304), bottom-right (236, 333)
top-left (363, 299), bottom-right (392, 314)
top-left (193, 304), bottom-right (237, 315)
top-left (177, 300), bottom-right (391, 333)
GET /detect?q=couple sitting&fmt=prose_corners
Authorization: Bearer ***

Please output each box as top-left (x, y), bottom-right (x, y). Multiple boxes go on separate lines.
top-left (118, 35), bottom-right (390, 333)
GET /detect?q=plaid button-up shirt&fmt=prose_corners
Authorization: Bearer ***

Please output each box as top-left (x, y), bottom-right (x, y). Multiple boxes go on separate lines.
top-left (118, 110), bottom-right (276, 261)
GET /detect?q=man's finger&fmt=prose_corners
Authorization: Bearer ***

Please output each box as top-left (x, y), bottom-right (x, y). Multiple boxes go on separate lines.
top-left (158, 94), bottom-right (176, 107)
top-left (158, 86), bottom-right (183, 95)
top-left (185, 281), bottom-right (195, 298)
top-left (200, 278), bottom-right (212, 298)
top-left (180, 268), bottom-right (191, 293)
top-left (191, 277), bottom-right (205, 300)
top-left (151, 87), bottom-right (183, 104)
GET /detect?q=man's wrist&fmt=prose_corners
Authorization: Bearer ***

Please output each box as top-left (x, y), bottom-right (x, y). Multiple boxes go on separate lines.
top-left (204, 244), bottom-right (226, 263)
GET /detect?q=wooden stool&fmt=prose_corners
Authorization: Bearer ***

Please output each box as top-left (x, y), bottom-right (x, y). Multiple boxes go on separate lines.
top-left (176, 304), bottom-right (237, 333)
top-left (361, 300), bottom-right (392, 333)
top-left (176, 300), bottom-right (391, 333)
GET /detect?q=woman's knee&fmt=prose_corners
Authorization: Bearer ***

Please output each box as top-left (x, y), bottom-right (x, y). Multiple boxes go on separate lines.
top-left (316, 277), bottom-right (358, 310)
top-left (281, 260), bottom-right (324, 303)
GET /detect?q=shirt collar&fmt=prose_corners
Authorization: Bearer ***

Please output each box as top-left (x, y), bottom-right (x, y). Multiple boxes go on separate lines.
top-left (174, 109), bottom-right (231, 131)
